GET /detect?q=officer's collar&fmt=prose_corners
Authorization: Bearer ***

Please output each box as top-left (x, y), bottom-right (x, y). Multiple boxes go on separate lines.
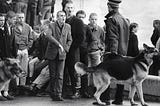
top-left (105, 10), bottom-right (119, 19)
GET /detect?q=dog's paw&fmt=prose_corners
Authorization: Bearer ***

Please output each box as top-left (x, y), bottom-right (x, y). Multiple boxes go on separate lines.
top-left (93, 101), bottom-right (106, 106)
top-left (99, 102), bottom-right (106, 106)
top-left (141, 103), bottom-right (148, 106)
top-left (131, 102), bottom-right (138, 106)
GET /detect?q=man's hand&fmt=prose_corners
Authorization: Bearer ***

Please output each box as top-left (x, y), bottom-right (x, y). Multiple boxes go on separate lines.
top-left (59, 44), bottom-right (64, 53)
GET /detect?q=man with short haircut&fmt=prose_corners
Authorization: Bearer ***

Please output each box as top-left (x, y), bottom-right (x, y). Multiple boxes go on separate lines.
top-left (87, 13), bottom-right (105, 67)
top-left (45, 11), bottom-right (72, 101)
top-left (14, 12), bottom-right (34, 86)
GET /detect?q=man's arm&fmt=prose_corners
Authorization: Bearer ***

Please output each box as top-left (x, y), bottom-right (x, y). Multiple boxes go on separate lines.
top-left (45, 24), bottom-right (64, 51)
top-left (71, 18), bottom-right (84, 49)
top-left (28, 26), bottom-right (34, 49)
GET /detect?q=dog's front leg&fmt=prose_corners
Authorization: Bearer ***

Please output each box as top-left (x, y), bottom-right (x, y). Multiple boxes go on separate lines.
top-left (94, 84), bottom-right (109, 105)
top-left (129, 84), bottom-right (138, 106)
top-left (136, 82), bottom-right (148, 106)
top-left (94, 89), bottom-right (106, 105)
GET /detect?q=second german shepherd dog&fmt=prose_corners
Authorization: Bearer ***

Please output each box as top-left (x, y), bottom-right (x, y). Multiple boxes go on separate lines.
top-left (0, 58), bottom-right (23, 100)
top-left (75, 44), bottom-right (158, 106)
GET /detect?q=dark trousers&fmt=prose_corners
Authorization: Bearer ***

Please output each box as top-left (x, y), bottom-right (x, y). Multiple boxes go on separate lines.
top-left (100, 86), bottom-right (110, 101)
top-left (80, 47), bottom-right (88, 65)
top-left (100, 84), bottom-right (124, 102)
top-left (48, 57), bottom-right (65, 97)
top-left (64, 48), bottom-right (81, 93)
top-left (80, 47), bottom-right (88, 94)
top-left (114, 84), bottom-right (124, 102)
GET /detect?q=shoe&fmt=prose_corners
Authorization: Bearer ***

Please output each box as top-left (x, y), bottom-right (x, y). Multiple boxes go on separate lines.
top-left (36, 92), bottom-right (49, 97)
top-left (28, 86), bottom-right (39, 96)
top-left (52, 96), bottom-right (64, 101)
top-left (92, 100), bottom-right (110, 105)
top-left (0, 96), bottom-right (7, 101)
top-left (112, 100), bottom-right (123, 105)
top-left (70, 92), bottom-right (81, 99)
top-left (3, 95), bottom-right (14, 100)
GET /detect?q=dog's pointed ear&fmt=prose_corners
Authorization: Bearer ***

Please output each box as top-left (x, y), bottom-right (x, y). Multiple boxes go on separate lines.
top-left (143, 43), bottom-right (149, 50)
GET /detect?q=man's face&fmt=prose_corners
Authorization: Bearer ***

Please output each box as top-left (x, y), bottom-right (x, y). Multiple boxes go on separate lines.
top-left (89, 15), bottom-right (98, 26)
top-left (107, 4), bottom-right (112, 12)
top-left (0, 16), bottom-right (5, 27)
top-left (8, 16), bottom-right (16, 26)
top-left (64, 3), bottom-right (74, 16)
top-left (57, 11), bottom-right (66, 24)
top-left (16, 13), bottom-right (25, 23)
top-left (77, 14), bottom-right (85, 22)
top-left (133, 26), bottom-right (138, 33)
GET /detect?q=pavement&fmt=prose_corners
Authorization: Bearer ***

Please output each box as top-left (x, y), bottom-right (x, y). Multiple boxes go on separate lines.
top-left (0, 96), bottom-right (160, 106)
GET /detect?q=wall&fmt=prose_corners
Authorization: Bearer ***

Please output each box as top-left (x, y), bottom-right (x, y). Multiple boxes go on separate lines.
top-left (54, 0), bottom-right (160, 48)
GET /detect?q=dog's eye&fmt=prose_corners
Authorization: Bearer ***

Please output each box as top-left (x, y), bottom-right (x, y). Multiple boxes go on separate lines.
top-left (12, 63), bottom-right (17, 66)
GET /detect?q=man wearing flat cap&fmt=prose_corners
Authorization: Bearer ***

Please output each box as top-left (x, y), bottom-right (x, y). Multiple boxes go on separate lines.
top-left (102, 0), bottom-right (130, 105)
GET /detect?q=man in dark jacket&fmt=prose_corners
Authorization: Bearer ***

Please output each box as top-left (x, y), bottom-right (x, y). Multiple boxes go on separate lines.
top-left (0, 11), bottom-right (17, 59)
top-left (45, 11), bottom-right (72, 101)
top-left (102, 0), bottom-right (130, 105)
top-left (64, 1), bottom-right (84, 99)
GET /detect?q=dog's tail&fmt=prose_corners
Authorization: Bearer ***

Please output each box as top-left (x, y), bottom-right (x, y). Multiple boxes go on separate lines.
top-left (75, 62), bottom-right (96, 76)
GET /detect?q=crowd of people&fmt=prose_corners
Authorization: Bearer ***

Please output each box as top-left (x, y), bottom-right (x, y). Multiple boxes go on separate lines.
top-left (0, 0), bottom-right (159, 105)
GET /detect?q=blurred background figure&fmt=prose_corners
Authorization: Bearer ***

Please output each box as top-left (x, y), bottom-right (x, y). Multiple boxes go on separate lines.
top-left (0, 0), bottom-right (14, 15)
top-left (127, 22), bottom-right (139, 57)
top-left (150, 19), bottom-right (160, 47)
top-left (12, 0), bottom-right (29, 21)
top-left (26, 0), bottom-right (39, 28)
top-left (37, 0), bottom-right (55, 25)
top-left (61, 0), bottom-right (72, 11)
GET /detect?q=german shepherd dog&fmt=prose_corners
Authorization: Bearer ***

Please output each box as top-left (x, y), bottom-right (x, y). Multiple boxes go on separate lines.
top-left (75, 44), bottom-right (158, 106)
top-left (0, 58), bottom-right (23, 99)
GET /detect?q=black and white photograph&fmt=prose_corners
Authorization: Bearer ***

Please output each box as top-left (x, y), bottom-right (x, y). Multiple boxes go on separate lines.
top-left (0, 0), bottom-right (160, 106)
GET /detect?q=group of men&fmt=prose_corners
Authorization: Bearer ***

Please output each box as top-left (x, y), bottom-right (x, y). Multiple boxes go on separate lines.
top-left (0, 0), bottom-right (133, 105)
